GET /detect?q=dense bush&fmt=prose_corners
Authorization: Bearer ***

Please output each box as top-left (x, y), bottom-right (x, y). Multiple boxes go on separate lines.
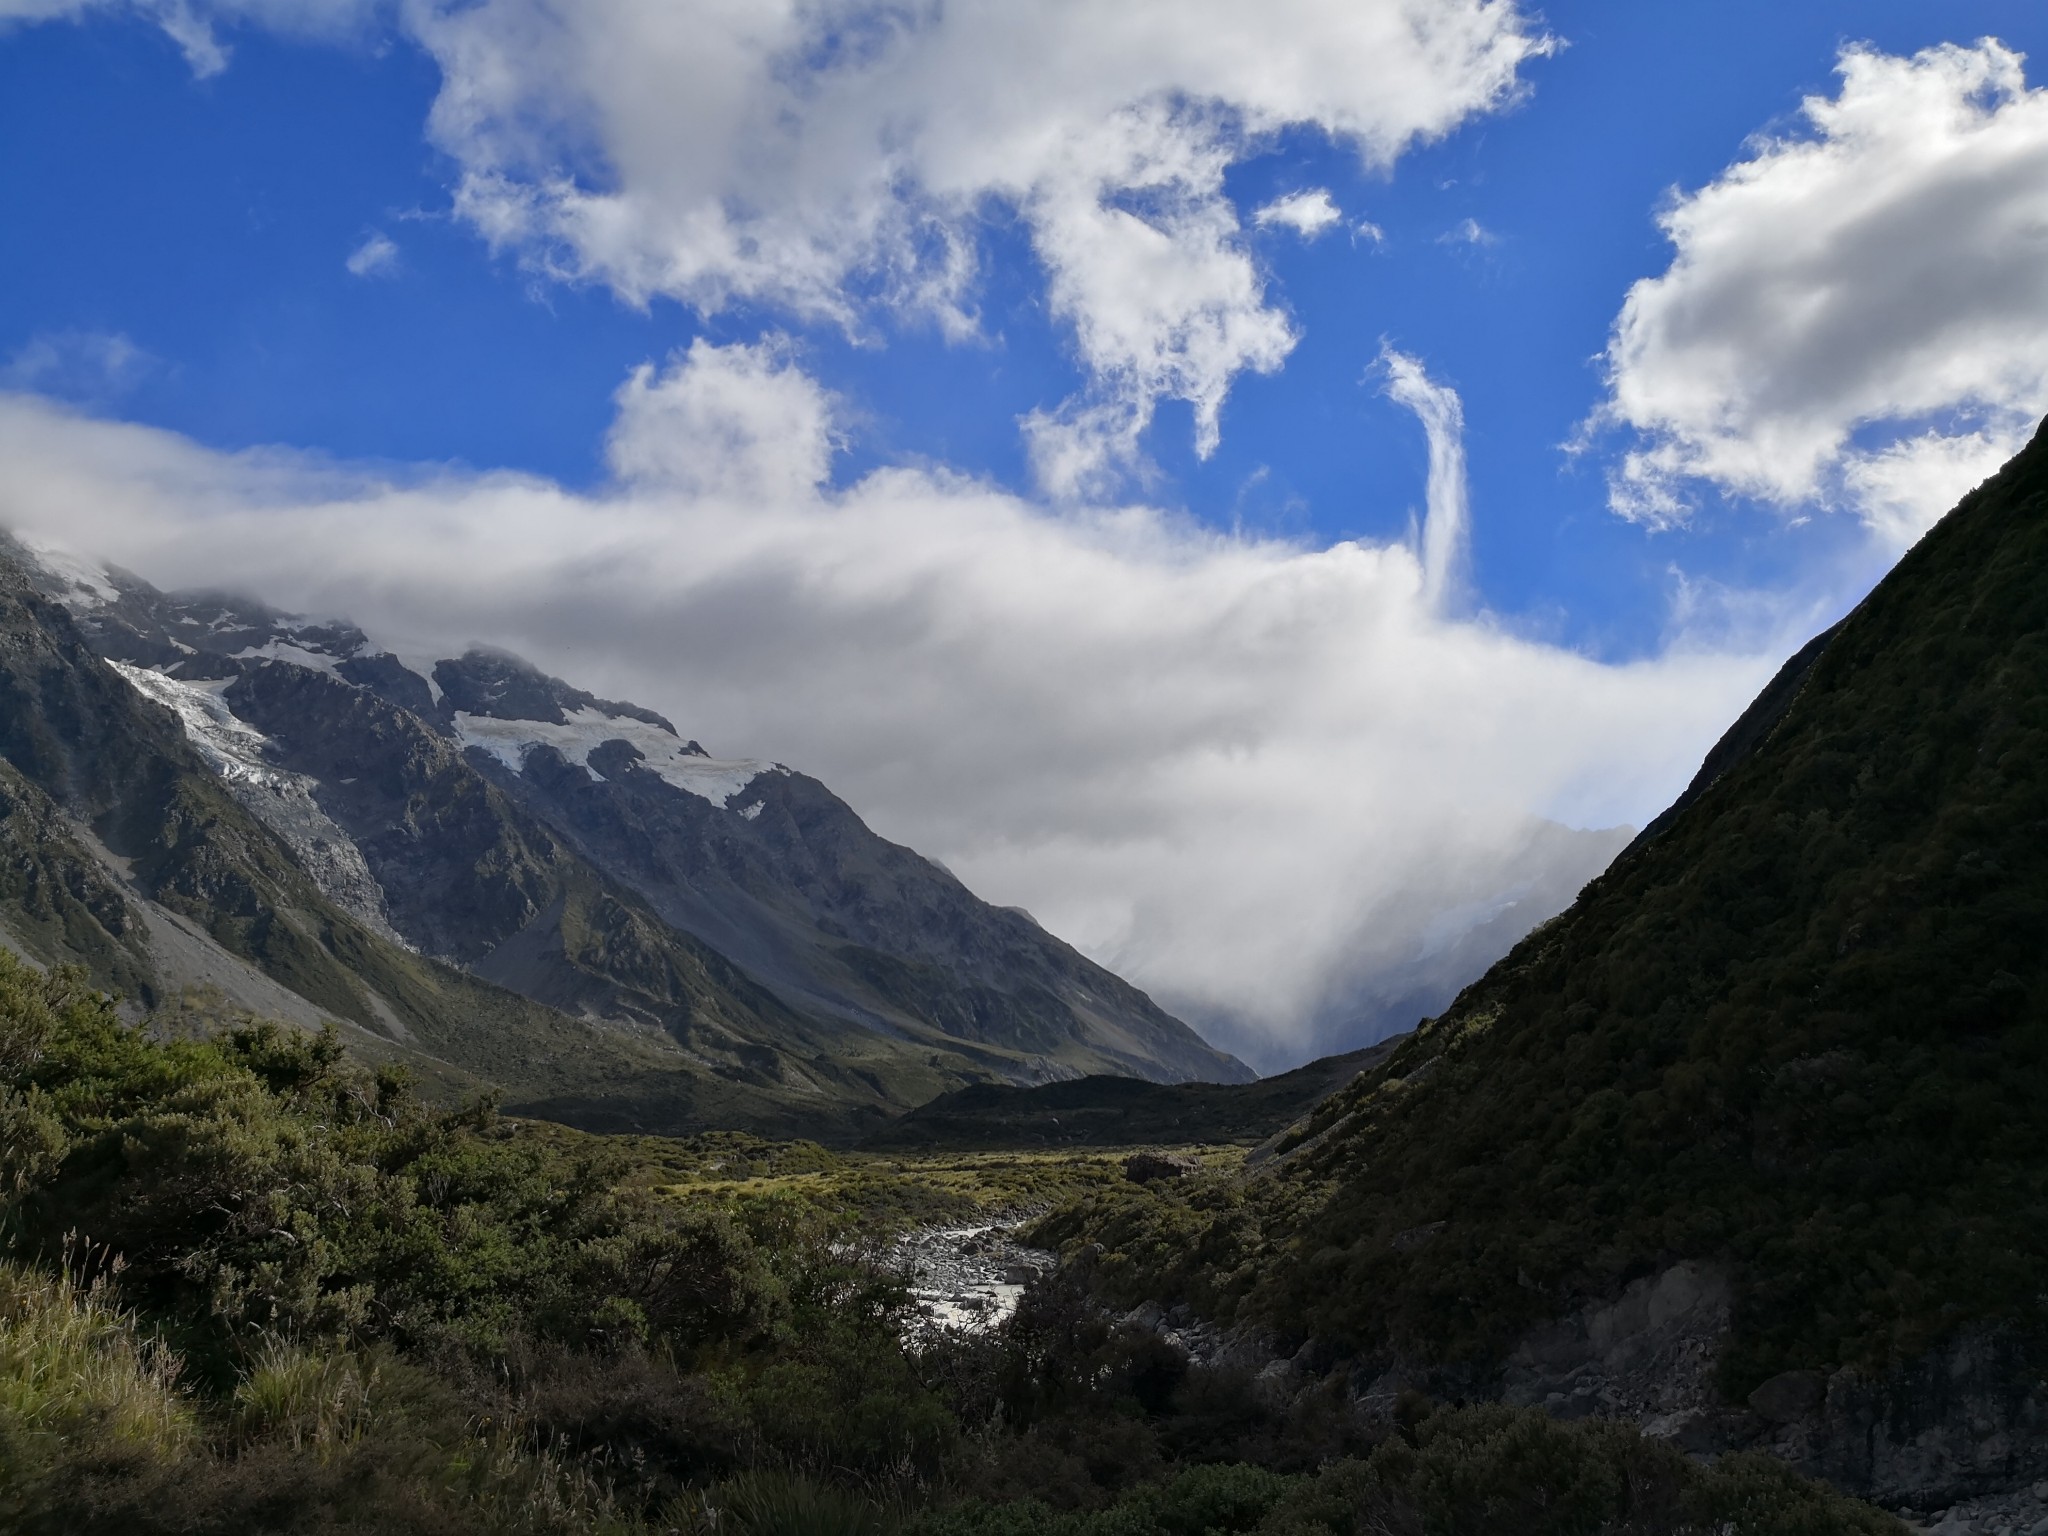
top-left (908, 1403), bottom-right (1901, 1536)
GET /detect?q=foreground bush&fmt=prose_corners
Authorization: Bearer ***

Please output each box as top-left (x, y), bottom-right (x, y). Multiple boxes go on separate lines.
top-left (912, 1405), bottom-right (1905, 1536)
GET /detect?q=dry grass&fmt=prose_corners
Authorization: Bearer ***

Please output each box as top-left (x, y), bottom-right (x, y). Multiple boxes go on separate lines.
top-left (0, 1257), bottom-right (195, 1462)
top-left (657, 1146), bottom-right (1248, 1236)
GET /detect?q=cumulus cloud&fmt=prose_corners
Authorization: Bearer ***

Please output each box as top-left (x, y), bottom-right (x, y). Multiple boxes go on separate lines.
top-left (1254, 188), bottom-right (1344, 239)
top-left (1597, 39), bottom-right (2048, 546)
top-left (344, 230), bottom-right (399, 278)
top-left (605, 338), bottom-right (840, 503)
top-left (11, 0), bottom-right (1553, 494)
top-left (0, 343), bottom-right (1792, 1068)
top-left (218, 0), bottom-right (1536, 494)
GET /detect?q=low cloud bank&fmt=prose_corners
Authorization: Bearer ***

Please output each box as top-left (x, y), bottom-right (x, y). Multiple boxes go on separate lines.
top-left (0, 343), bottom-right (1793, 1067)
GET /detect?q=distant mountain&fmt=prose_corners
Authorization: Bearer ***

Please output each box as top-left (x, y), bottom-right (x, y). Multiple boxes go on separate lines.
top-left (864, 1038), bottom-right (1399, 1151)
top-left (1060, 420), bottom-right (2048, 1506)
top-left (0, 536), bottom-right (1246, 1135)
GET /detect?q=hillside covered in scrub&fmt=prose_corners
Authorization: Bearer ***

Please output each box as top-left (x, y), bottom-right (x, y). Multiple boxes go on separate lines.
top-left (0, 949), bottom-right (1904, 1534)
top-left (862, 1042), bottom-right (1398, 1151)
top-left (1030, 422), bottom-right (2048, 1499)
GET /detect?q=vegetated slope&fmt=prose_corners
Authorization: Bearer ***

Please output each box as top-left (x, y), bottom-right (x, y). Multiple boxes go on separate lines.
top-left (12, 541), bottom-right (1246, 1089)
top-left (0, 556), bottom-right (926, 1139)
top-left (864, 1040), bottom-right (1400, 1151)
top-left (1092, 419), bottom-right (2048, 1400)
top-left (0, 949), bottom-right (1902, 1536)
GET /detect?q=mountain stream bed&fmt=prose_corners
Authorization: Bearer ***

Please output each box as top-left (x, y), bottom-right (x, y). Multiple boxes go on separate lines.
top-left (887, 1222), bottom-right (1057, 1332)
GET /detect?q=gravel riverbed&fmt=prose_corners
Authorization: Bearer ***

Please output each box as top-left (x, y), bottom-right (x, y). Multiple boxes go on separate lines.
top-left (886, 1222), bottom-right (1057, 1332)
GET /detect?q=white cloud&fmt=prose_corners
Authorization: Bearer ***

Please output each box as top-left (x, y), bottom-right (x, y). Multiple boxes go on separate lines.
top-left (10, 0), bottom-right (1552, 495)
top-left (1254, 188), bottom-right (1343, 239)
top-left (344, 230), bottom-right (399, 278)
top-left (390, 0), bottom-right (1547, 491)
top-left (1382, 348), bottom-right (1468, 611)
top-left (1597, 40), bottom-right (2048, 547)
top-left (0, 347), bottom-right (1795, 1067)
top-left (605, 338), bottom-right (839, 503)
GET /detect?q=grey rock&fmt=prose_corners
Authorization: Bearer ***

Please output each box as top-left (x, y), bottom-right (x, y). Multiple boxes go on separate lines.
top-left (1749, 1369), bottom-right (1827, 1424)
top-left (1124, 1151), bottom-right (1200, 1184)
top-left (1123, 1300), bottom-right (1168, 1332)
top-left (1390, 1220), bottom-right (1446, 1252)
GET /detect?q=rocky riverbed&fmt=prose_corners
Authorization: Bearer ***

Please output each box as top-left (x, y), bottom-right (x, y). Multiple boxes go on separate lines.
top-left (887, 1222), bottom-right (1056, 1332)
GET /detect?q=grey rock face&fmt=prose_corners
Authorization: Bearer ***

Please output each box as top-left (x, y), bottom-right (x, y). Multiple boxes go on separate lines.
top-left (1797, 1331), bottom-right (2048, 1508)
top-left (487, 737), bottom-right (1249, 1082)
top-left (105, 661), bottom-right (405, 945)
top-left (1749, 1369), bottom-right (1827, 1424)
top-left (1497, 1262), bottom-right (2048, 1509)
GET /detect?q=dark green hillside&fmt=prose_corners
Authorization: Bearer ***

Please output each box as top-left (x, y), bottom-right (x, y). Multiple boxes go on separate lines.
top-left (865, 1040), bottom-right (1398, 1151)
top-left (1060, 420), bottom-right (2048, 1396)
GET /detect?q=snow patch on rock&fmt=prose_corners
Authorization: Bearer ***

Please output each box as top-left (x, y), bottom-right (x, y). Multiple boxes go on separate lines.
top-left (17, 535), bottom-right (119, 606)
top-left (232, 639), bottom-right (347, 676)
top-left (108, 661), bottom-right (405, 944)
top-left (453, 707), bottom-right (779, 806)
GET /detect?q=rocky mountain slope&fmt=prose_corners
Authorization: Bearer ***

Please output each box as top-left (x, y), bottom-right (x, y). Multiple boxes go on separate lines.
top-left (1050, 420), bottom-right (2048, 1509)
top-left (0, 537), bottom-right (1243, 1134)
top-left (0, 554), bottom-right (924, 1136)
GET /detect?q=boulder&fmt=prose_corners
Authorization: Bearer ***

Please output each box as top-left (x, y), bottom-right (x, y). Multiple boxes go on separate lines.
top-left (1123, 1151), bottom-right (1200, 1183)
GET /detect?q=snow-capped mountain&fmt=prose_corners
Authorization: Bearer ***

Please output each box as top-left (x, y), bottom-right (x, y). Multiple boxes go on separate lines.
top-left (3, 534), bottom-right (1249, 1113)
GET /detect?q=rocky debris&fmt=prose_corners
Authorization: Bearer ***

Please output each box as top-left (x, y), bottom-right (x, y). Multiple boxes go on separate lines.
top-left (1123, 1151), bottom-right (1200, 1183)
top-left (1113, 1299), bottom-right (1284, 1379)
top-left (1499, 1261), bottom-right (1732, 1428)
top-left (888, 1223), bottom-right (1055, 1333)
top-left (1893, 1481), bottom-right (2048, 1534)
top-left (1781, 1329), bottom-right (2048, 1510)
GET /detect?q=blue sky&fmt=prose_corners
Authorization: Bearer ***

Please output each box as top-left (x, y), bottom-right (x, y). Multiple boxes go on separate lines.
top-left (7, 1), bottom-right (2044, 654)
top-left (4, 0), bottom-right (2048, 1064)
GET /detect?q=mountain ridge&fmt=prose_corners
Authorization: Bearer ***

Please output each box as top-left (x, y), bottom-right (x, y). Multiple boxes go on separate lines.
top-left (0, 536), bottom-right (1249, 1137)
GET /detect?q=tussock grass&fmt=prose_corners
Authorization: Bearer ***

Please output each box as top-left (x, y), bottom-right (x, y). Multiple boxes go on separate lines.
top-left (0, 1256), bottom-right (194, 1463)
top-left (231, 1335), bottom-right (378, 1454)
